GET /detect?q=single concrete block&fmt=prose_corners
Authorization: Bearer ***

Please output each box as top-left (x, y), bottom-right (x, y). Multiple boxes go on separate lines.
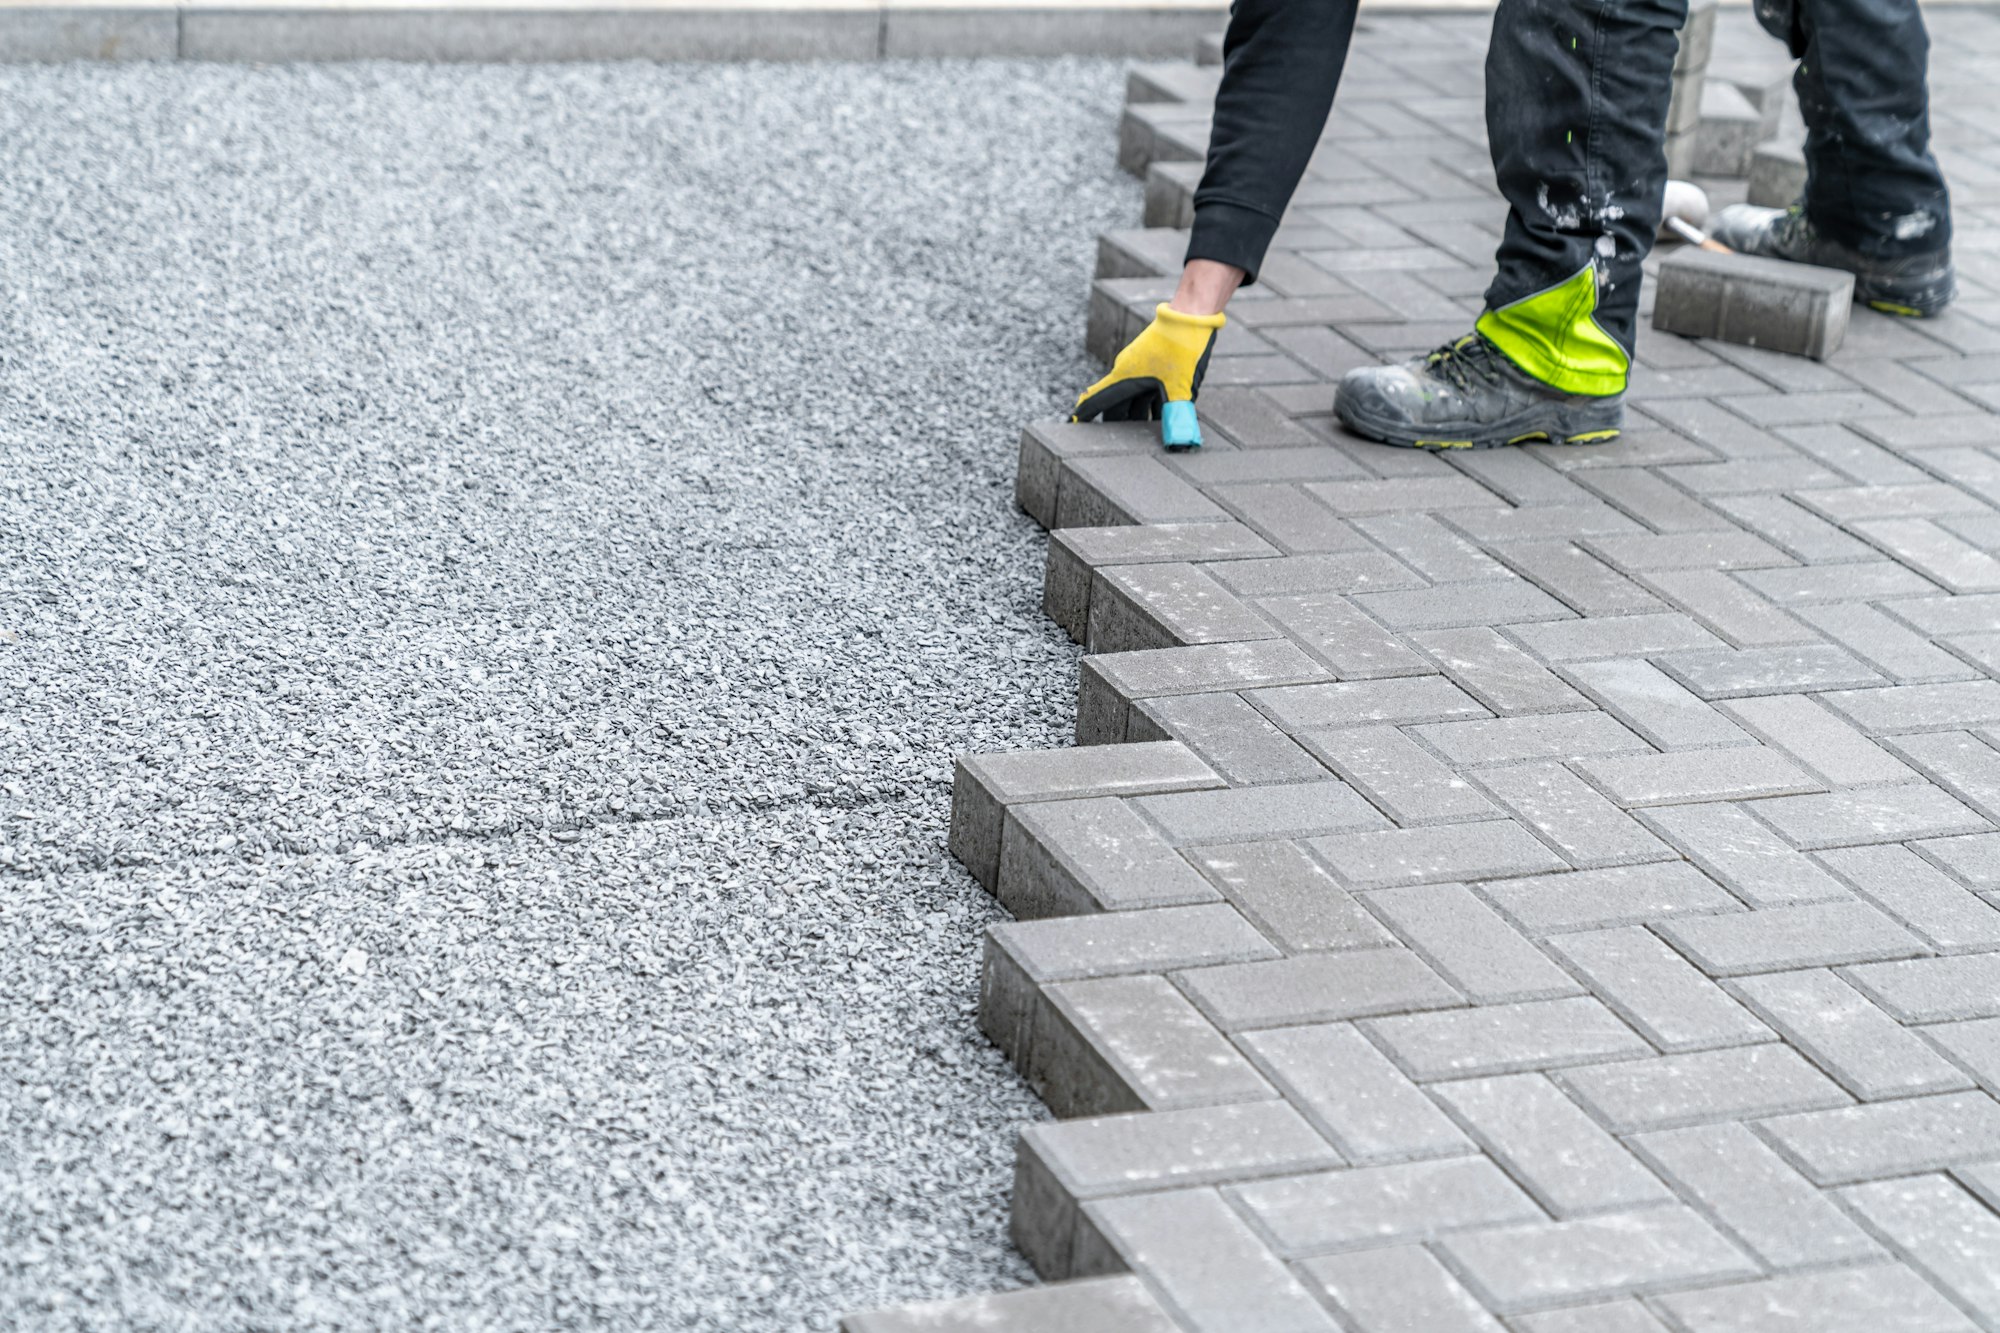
top-left (1047, 523), bottom-right (1279, 646)
top-left (1363, 995), bottom-right (1651, 1082)
top-left (1748, 137), bottom-right (1808, 209)
top-left (1116, 101), bottom-right (1210, 177)
top-left (1558, 1044), bottom-right (1853, 1135)
top-left (1655, 900), bottom-right (1926, 977)
top-left (1241, 1023), bottom-right (1474, 1164)
top-left (1124, 61), bottom-right (1223, 106)
top-left (1431, 1073), bottom-right (1675, 1217)
top-left (1758, 1091), bottom-right (2000, 1185)
top-left (1652, 1264), bottom-right (1978, 1333)
top-left (979, 904), bottom-right (1279, 1077)
top-left (1032, 974), bottom-right (1275, 1118)
top-left (949, 741), bottom-right (1221, 891)
top-left (1692, 80), bottom-right (1765, 177)
top-left (1016, 420), bottom-right (1156, 531)
top-left (1143, 160), bottom-right (1203, 230)
top-left (1184, 841), bottom-right (1394, 954)
top-left (1677, 0), bottom-right (1718, 73)
top-left (1630, 1121), bottom-right (1884, 1272)
top-left (1652, 247), bottom-right (1854, 361)
top-left (1012, 1101), bottom-right (1340, 1280)
top-left (997, 797), bottom-right (1220, 919)
top-left (1080, 1188), bottom-right (1344, 1332)
top-left (1298, 1244), bottom-right (1510, 1333)
top-left (1436, 1207), bottom-right (1758, 1315)
top-left (1231, 1157), bottom-right (1540, 1257)
top-left (1176, 948), bottom-right (1462, 1032)
top-left (840, 1275), bottom-right (1179, 1333)
top-left (1545, 926), bottom-right (1772, 1053)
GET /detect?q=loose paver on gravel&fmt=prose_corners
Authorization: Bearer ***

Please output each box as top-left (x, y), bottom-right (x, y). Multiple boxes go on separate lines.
top-left (0, 57), bottom-right (1143, 1331)
top-left (858, 8), bottom-right (2000, 1330)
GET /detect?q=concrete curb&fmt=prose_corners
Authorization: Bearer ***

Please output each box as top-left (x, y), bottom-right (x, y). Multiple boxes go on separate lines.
top-left (0, 0), bottom-right (1228, 60)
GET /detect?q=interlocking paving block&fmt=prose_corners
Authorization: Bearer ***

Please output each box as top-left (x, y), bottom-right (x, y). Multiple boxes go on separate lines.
top-left (1841, 1175), bottom-right (2000, 1324)
top-left (1079, 640), bottom-right (1331, 744)
top-left (1692, 78), bottom-right (1764, 176)
top-left (1210, 550), bottom-right (1424, 599)
top-left (1411, 711), bottom-right (1649, 767)
top-left (1505, 611), bottom-right (1726, 663)
top-left (1186, 841), bottom-right (1394, 953)
top-left (1431, 1073), bottom-right (1673, 1215)
top-left (1058, 454), bottom-right (1232, 530)
top-left (1229, 1156), bottom-right (1540, 1257)
top-left (1577, 467), bottom-right (1738, 534)
top-left (1176, 947), bottom-right (1463, 1032)
top-left (1800, 602), bottom-right (1978, 685)
top-left (1746, 784), bottom-right (1990, 850)
top-left (1582, 529), bottom-right (1793, 573)
top-left (1816, 843), bottom-right (2000, 953)
top-left (1435, 1207), bottom-right (1758, 1314)
top-left (1304, 475), bottom-right (1506, 515)
top-left (1078, 1189), bottom-right (1343, 1333)
top-left (1488, 541), bottom-right (1662, 617)
top-left (1630, 1121), bottom-right (1885, 1271)
top-left (980, 905), bottom-right (1279, 1072)
top-left (1409, 625), bottom-right (1593, 715)
top-left (1562, 658), bottom-right (1751, 750)
top-left (1656, 645), bottom-right (1885, 700)
top-left (1130, 693), bottom-right (1331, 785)
top-left (1716, 693), bottom-right (1916, 788)
top-left (1365, 882), bottom-right (1580, 1002)
top-left (1474, 761), bottom-right (1674, 867)
top-left (1929, 1018), bottom-right (2000, 1096)
top-left (998, 797), bottom-right (1221, 919)
top-left (1730, 969), bottom-right (1974, 1101)
top-left (1362, 995), bottom-right (1650, 1081)
top-left (1355, 513), bottom-right (1510, 584)
top-left (1641, 800), bottom-right (1858, 907)
top-left (1479, 861), bottom-right (1742, 935)
top-left (1758, 1091), bottom-right (2000, 1185)
top-left (1510, 1304), bottom-right (1670, 1333)
top-left (1842, 953), bottom-right (2000, 1023)
top-left (1917, 831), bottom-right (2000, 891)
top-left (1889, 729), bottom-right (2000, 824)
top-left (1297, 1244), bottom-right (1507, 1333)
top-left (1351, 580), bottom-right (1576, 632)
top-left (840, 1275), bottom-right (1180, 1333)
top-left (1018, 420), bottom-right (1168, 529)
top-left (1308, 820), bottom-right (1568, 890)
top-left (1558, 1043), bottom-right (1854, 1133)
top-left (1297, 725), bottom-right (1501, 825)
top-left (1545, 926), bottom-right (1772, 1052)
top-left (1857, 517), bottom-right (2000, 594)
top-left (1240, 1023), bottom-right (1473, 1164)
top-left (1251, 676), bottom-right (1487, 731)
top-left (1573, 745), bottom-right (1823, 808)
top-left (951, 741), bottom-right (1223, 890)
top-left (1819, 680), bottom-right (2000, 734)
top-left (1033, 974), bottom-right (1276, 1118)
top-left (1087, 561), bottom-right (1279, 654)
top-left (1256, 593), bottom-right (1436, 679)
top-left (1740, 560), bottom-right (1939, 606)
top-left (1133, 780), bottom-right (1384, 846)
top-left (1655, 900), bottom-right (1927, 976)
top-left (1048, 524), bottom-right (1281, 643)
top-left (1651, 1263), bottom-right (1980, 1333)
top-left (1636, 567), bottom-right (1822, 648)
top-left (1749, 136), bottom-right (1809, 209)
top-left (1013, 1101), bottom-right (1341, 1280)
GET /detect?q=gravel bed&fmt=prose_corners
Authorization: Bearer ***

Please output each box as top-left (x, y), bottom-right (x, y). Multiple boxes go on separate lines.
top-left (0, 57), bottom-right (1134, 1330)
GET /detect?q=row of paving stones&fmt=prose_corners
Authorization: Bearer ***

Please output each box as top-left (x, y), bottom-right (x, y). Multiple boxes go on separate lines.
top-left (848, 9), bottom-right (2000, 1332)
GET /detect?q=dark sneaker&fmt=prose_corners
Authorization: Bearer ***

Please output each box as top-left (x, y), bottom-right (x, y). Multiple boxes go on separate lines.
top-left (1709, 203), bottom-right (1956, 317)
top-left (1334, 333), bottom-right (1624, 450)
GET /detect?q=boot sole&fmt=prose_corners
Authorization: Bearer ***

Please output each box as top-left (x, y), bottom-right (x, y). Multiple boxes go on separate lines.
top-left (1334, 394), bottom-right (1625, 451)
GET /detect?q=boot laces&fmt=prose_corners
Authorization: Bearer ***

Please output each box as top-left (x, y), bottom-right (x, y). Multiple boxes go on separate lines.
top-left (1423, 334), bottom-right (1505, 394)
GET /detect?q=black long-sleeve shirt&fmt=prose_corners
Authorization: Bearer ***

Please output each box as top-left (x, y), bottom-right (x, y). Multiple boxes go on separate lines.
top-left (1186, 0), bottom-right (1362, 283)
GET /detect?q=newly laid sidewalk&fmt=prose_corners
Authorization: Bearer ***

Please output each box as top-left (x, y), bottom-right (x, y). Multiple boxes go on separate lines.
top-left (856, 8), bottom-right (2000, 1331)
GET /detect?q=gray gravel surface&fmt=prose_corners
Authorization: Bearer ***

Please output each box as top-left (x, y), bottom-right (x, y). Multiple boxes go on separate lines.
top-left (0, 58), bottom-right (1133, 1331)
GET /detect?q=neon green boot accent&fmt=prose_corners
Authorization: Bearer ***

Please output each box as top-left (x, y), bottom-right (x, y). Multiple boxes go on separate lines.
top-left (1475, 264), bottom-right (1630, 398)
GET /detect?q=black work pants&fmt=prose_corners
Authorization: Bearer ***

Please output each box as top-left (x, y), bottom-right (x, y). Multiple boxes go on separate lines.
top-left (1189, 0), bottom-right (1951, 381)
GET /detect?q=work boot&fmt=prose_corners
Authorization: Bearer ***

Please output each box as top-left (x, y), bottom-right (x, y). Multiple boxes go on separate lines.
top-left (1334, 333), bottom-right (1624, 451)
top-left (1709, 203), bottom-right (1957, 317)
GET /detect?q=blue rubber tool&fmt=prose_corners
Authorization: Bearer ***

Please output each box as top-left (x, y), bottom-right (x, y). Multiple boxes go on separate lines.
top-left (1160, 400), bottom-right (1202, 450)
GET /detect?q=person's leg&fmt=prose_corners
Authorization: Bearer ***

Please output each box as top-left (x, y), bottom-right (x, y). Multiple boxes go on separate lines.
top-left (1479, 0), bottom-right (1690, 395)
top-left (1762, 0), bottom-right (1950, 256)
top-left (1712, 0), bottom-right (1954, 314)
top-left (1334, 0), bottom-right (1688, 450)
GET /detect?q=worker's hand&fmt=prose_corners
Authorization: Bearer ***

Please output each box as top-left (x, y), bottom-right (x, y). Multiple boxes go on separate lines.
top-left (1071, 303), bottom-right (1226, 449)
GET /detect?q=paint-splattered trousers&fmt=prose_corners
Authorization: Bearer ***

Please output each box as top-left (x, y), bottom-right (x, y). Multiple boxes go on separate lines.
top-left (1186, 0), bottom-right (1952, 388)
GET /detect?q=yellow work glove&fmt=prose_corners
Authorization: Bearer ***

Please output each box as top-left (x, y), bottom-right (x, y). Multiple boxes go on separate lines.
top-left (1071, 303), bottom-right (1226, 449)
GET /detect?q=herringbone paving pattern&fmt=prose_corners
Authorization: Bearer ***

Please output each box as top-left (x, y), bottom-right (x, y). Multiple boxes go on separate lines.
top-left (853, 10), bottom-right (2000, 1332)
